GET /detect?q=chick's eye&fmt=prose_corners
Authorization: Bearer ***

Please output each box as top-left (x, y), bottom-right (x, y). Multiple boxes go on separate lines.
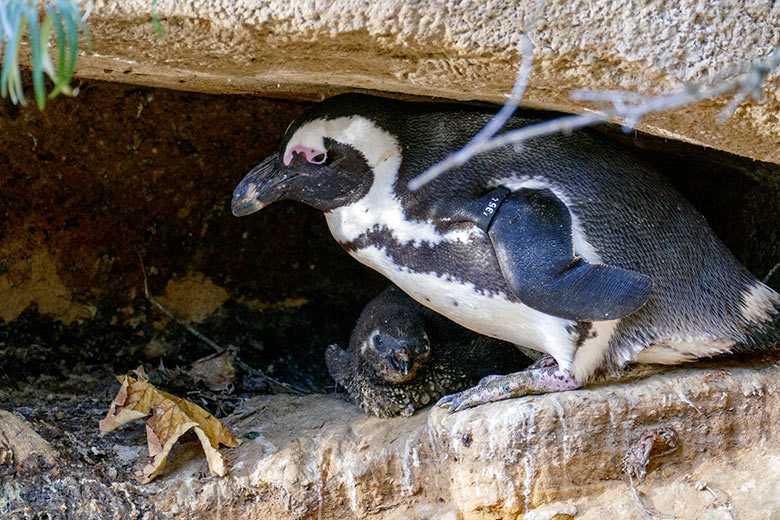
top-left (372, 334), bottom-right (382, 346)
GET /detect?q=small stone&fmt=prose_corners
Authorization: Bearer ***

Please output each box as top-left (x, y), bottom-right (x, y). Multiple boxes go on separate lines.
top-left (113, 445), bottom-right (142, 465)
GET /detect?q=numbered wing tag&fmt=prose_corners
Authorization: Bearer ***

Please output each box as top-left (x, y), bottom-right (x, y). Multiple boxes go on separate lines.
top-left (472, 185), bottom-right (512, 232)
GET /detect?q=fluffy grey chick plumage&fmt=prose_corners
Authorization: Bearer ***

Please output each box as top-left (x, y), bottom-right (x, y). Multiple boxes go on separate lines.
top-left (326, 286), bottom-right (530, 417)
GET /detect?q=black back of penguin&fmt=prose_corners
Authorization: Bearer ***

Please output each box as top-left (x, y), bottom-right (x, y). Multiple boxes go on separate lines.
top-left (307, 94), bottom-right (780, 370)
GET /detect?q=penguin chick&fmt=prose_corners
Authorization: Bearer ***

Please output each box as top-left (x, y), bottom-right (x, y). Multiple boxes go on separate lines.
top-left (325, 286), bottom-right (530, 417)
top-left (232, 93), bottom-right (780, 412)
top-left (343, 287), bottom-right (433, 386)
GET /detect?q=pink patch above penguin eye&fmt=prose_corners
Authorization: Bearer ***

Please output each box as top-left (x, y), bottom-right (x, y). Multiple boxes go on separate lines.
top-left (283, 145), bottom-right (328, 166)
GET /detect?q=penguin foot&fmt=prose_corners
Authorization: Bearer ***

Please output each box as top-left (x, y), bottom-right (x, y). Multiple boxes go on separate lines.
top-left (527, 354), bottom-right (557, 370)
top-left (436, 365), bottom-right (580, 413)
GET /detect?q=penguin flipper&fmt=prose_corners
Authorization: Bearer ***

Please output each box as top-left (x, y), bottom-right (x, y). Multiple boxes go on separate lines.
top-left (325, 344), bottom-right (351, 385)
top-left (465, 187), bottom-right (652, 321)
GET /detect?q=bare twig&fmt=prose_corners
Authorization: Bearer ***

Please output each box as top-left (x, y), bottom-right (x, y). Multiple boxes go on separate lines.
top-left (628, 472), bottom-right (676, 520)
top-left (694, 481), bottom-right (735, 520)
top-left (137, 253), bottom-right (305, 395)
top-left (138, 254), bottom-right (224, 354)
top-left (763, 261), bottom-right (780, 284)
top-left (407, 33), bottom-right (535, 191)
top-left (718, 46), bottom-right (780, 122)
top-left (409, 43), bottom-right (780, 190)
top-left (236, 358), bottom-right (307, 395)
top-left (408, 0), bottom-right (547, 191)
top-left (572, 46), bottom-right (780, 130)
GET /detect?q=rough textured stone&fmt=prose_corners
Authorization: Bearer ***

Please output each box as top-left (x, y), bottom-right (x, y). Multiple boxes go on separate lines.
top-left (110, 361), bottom-right (780, 519)
top-left (4, 361), bottom-right (780, 518)
top-left (0, 410), bottom-right (57, 467)
top-left (73, 0), bottom-right (780, 165)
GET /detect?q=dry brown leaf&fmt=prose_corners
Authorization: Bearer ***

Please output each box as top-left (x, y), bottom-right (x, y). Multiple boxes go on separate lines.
top-left (99, 367), bottom-right (240, 483)
top-left (189, 348), bottom-right (237, 391)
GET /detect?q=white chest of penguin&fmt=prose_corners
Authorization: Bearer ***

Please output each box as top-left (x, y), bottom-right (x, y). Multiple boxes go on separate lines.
top-left (324, 199), bottom-right (582, 370)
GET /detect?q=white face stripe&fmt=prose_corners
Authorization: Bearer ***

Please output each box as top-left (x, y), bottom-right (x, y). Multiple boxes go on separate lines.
top-left (345, 244), bottom-right (577, 369)
top-left (293, 116), bottom-right (473, 246)
top-left (493, 177), bottom-right (603, 263)
top-left (285, 116), bottom-right (397, 169)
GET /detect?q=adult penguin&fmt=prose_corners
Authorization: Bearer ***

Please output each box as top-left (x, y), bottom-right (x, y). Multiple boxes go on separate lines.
top-left (232, 94), bottom-right (780, 412)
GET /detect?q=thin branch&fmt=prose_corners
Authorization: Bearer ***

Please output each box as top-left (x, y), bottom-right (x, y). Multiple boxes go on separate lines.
top-left (457, 112), bottom-right (606, 157)
top-left (139, 253), bottom-right (224, 354)
top-left (408, 33), bottom-right (535, 191)
top-left (409, 44), bottom-right (780, 190)
top-left (718, 46), bottom-right (780, 122)
top-left (762, 261), bottom-right (780, 284)
top-left (137, 253), bottom-right (305, 395)
top-left (628, 473), bottom-right (677, 520)
top-left (570, 50), bottom-right (776, 131)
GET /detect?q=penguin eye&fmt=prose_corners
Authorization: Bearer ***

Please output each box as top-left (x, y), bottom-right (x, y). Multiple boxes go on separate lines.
top-left (416, 338), bottom-right (431, 355)
top-left (372, 334), bottom-right (383, 347)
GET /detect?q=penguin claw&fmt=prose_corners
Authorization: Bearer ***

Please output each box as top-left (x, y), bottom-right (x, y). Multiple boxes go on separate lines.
top-left (435, 393), bottom-right (456, 407)
top-left (437, 379), bottom-right (519, 413)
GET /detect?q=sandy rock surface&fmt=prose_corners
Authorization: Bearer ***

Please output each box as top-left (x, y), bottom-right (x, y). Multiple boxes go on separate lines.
top-left (212, 362), bottom-right (780, 519)
top-left (76, 0), bottom-right (780, 164)
top-left (21, 361), bottom-right (766, 519)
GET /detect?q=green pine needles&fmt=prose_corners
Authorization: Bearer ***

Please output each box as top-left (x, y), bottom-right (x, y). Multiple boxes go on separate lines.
top-left (0, 0), bottom-right (89, 109)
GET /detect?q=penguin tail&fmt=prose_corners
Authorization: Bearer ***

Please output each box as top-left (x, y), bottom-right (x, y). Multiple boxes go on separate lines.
top-left (737, 281), bottom-right (780, 351)
top-left (769, 301), bottom-right (780, 346)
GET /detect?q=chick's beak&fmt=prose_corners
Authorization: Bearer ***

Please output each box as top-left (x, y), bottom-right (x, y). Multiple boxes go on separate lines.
top-left (231, 155), bottom-right (289, 216)
top-left (388, 355), bottom-right (410, 376)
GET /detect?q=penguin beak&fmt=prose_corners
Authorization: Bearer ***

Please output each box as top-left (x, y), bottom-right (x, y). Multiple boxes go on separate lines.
top-left (388, 356), bottom-right (410, 376)
top-left (231, 155), bottom-right (290, 216)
